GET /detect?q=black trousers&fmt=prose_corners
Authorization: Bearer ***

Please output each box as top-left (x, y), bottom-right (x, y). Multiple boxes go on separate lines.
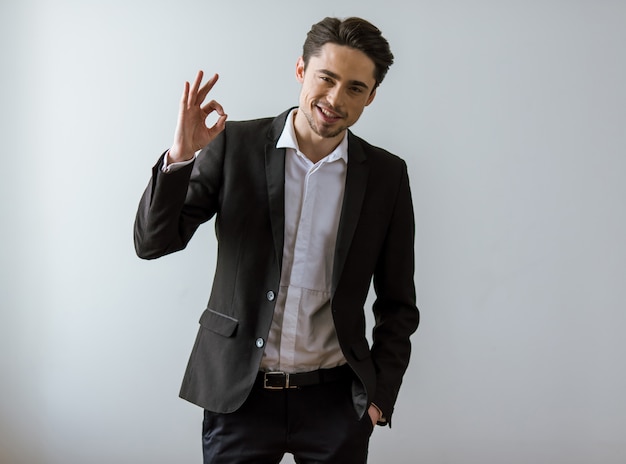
top-left (202, 373), bottom-right (374, 463)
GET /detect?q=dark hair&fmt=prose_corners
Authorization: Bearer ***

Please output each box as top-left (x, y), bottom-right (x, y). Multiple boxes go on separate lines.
top-left (302, 17), bottom-right (394, 89)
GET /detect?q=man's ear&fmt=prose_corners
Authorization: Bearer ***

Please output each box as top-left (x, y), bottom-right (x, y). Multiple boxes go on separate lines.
top-left (296, 57), bottom-right (305, 83)
top-left (365, 87), bottom-right (377, 106)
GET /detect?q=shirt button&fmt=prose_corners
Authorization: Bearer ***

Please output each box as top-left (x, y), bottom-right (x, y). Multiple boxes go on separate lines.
top-left (266, 291), bottom-right (275, 301)
top-left (255, 338), bottom-right (265, 348)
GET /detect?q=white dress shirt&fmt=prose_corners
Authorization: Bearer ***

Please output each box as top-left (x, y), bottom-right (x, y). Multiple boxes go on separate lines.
top-left (260, 109), bottom-right (348, 373)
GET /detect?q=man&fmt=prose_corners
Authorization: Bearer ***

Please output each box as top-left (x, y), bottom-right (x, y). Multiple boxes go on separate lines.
top-left (135, 16), bottom-right (419, 464)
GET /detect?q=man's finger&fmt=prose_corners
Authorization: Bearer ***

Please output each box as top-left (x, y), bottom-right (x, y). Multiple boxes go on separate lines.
top-left (180, 81), bottom-right (190, 109)
top-left (188, 70), bottom-right (204, 107)
top-left (197, 73), bottom-right (219, 104)
top-left (208, 114), bottom-right (228, 133)
top-left (201, 99), bottom-right (225, 117)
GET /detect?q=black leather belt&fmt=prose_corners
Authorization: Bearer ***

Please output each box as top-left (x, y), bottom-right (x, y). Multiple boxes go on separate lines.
top-left (258, 364), bottom-right (352, 390)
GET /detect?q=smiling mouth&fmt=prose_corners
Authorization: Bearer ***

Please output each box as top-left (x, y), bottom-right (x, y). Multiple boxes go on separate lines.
top-left (316, 105), bottom-right (343, 122)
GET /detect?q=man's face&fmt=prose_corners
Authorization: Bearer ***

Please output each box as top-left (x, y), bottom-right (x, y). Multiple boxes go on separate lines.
top-left (295, 43), bottom-right (377, 140)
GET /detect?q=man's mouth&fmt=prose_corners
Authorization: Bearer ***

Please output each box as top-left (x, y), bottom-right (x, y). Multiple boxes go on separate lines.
top-left (316, 105), bottom-right (342, 123)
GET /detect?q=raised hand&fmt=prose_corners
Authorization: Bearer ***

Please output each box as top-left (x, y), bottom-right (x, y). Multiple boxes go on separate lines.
top-left (169, 70), bottom-right (228, 163)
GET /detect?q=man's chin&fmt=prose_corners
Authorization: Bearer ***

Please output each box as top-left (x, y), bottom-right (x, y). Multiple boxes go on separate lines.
top-left (312, 121), bottom-right (346, 139)
top-left (303, 110), bottom-right (346, 139)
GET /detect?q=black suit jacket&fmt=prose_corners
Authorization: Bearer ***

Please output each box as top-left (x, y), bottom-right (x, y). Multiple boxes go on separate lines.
top-left (134, 109), bottom-right (419, 423)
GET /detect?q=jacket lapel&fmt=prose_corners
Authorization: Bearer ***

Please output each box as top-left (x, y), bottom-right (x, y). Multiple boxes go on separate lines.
top-left (332, 132), bottom-right (369, 294)
top-left (264, 110), bottom-right (292, 272)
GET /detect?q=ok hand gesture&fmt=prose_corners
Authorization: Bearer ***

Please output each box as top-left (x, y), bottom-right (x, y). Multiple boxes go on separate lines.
top-left (169, 70), bottom-right (228, 163)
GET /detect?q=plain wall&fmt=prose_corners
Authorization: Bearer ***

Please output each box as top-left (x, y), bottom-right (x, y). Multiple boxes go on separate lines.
top-left (1, 1), bottom-right (625, 463)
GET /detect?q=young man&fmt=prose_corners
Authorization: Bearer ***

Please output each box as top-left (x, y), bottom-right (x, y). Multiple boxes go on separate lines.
top-left (135, 16), bottom-right (419, 464)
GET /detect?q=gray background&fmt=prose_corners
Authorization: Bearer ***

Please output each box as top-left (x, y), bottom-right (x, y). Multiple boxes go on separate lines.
top-left (1, 1), bottom-right (625, 463)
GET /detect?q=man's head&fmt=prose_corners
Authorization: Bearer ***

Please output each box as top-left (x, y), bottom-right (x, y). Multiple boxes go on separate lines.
top-left (301, 17), bottom-right (394, 90)
top-left (293, 17), bottom-right (394, 157)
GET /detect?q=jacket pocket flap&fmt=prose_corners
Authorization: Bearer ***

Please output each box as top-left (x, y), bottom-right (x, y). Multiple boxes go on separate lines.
top-left (351, 339), bottom-right (371, 361)
top-left (199, 309), bottom-right (238, 337)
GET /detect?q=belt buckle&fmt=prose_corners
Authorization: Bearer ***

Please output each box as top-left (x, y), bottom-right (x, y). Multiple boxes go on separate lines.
top-left (263, 371), bottom-right (297, 389)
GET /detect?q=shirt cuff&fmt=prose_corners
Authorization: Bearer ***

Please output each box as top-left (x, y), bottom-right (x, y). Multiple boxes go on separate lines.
top-left (161, 150), bottom-right (197, 173)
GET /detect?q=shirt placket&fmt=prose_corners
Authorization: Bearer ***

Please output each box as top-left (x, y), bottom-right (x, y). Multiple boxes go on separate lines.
top-left (278, 161), bottom-right (319, 372)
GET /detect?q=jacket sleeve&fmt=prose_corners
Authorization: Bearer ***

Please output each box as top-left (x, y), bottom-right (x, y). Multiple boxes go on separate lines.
top-left (134, 131), bottom-right (226, 260)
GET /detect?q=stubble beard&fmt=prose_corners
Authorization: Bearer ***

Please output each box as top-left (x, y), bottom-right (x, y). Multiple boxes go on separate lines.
top-left (303, 104), bottom-right (346, 139)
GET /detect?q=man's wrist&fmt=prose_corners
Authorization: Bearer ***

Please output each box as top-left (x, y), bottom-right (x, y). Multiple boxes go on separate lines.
top-left (167, 145), bottom-right (195, 164)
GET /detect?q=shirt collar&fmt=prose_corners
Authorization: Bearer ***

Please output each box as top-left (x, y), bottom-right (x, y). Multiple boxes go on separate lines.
top-left (276, 109), bottom-right (348, 164)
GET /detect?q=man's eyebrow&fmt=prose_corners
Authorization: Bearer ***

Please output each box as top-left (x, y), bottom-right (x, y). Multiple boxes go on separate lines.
top-left (317, 68), bottom-right (371, 91)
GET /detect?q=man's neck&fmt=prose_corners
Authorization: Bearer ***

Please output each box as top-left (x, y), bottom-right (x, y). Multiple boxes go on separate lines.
top-left (292, 110), bottom-right (345, 164)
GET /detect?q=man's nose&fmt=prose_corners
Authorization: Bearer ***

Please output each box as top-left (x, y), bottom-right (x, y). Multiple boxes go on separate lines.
top-left (326, 86), bottom-right (344, 108)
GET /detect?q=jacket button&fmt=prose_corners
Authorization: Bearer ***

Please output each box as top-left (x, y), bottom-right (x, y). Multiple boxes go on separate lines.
top-left (266, 291), bottom-right (275, 301)
top-left (255, 338), bottom-right (265, 348)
